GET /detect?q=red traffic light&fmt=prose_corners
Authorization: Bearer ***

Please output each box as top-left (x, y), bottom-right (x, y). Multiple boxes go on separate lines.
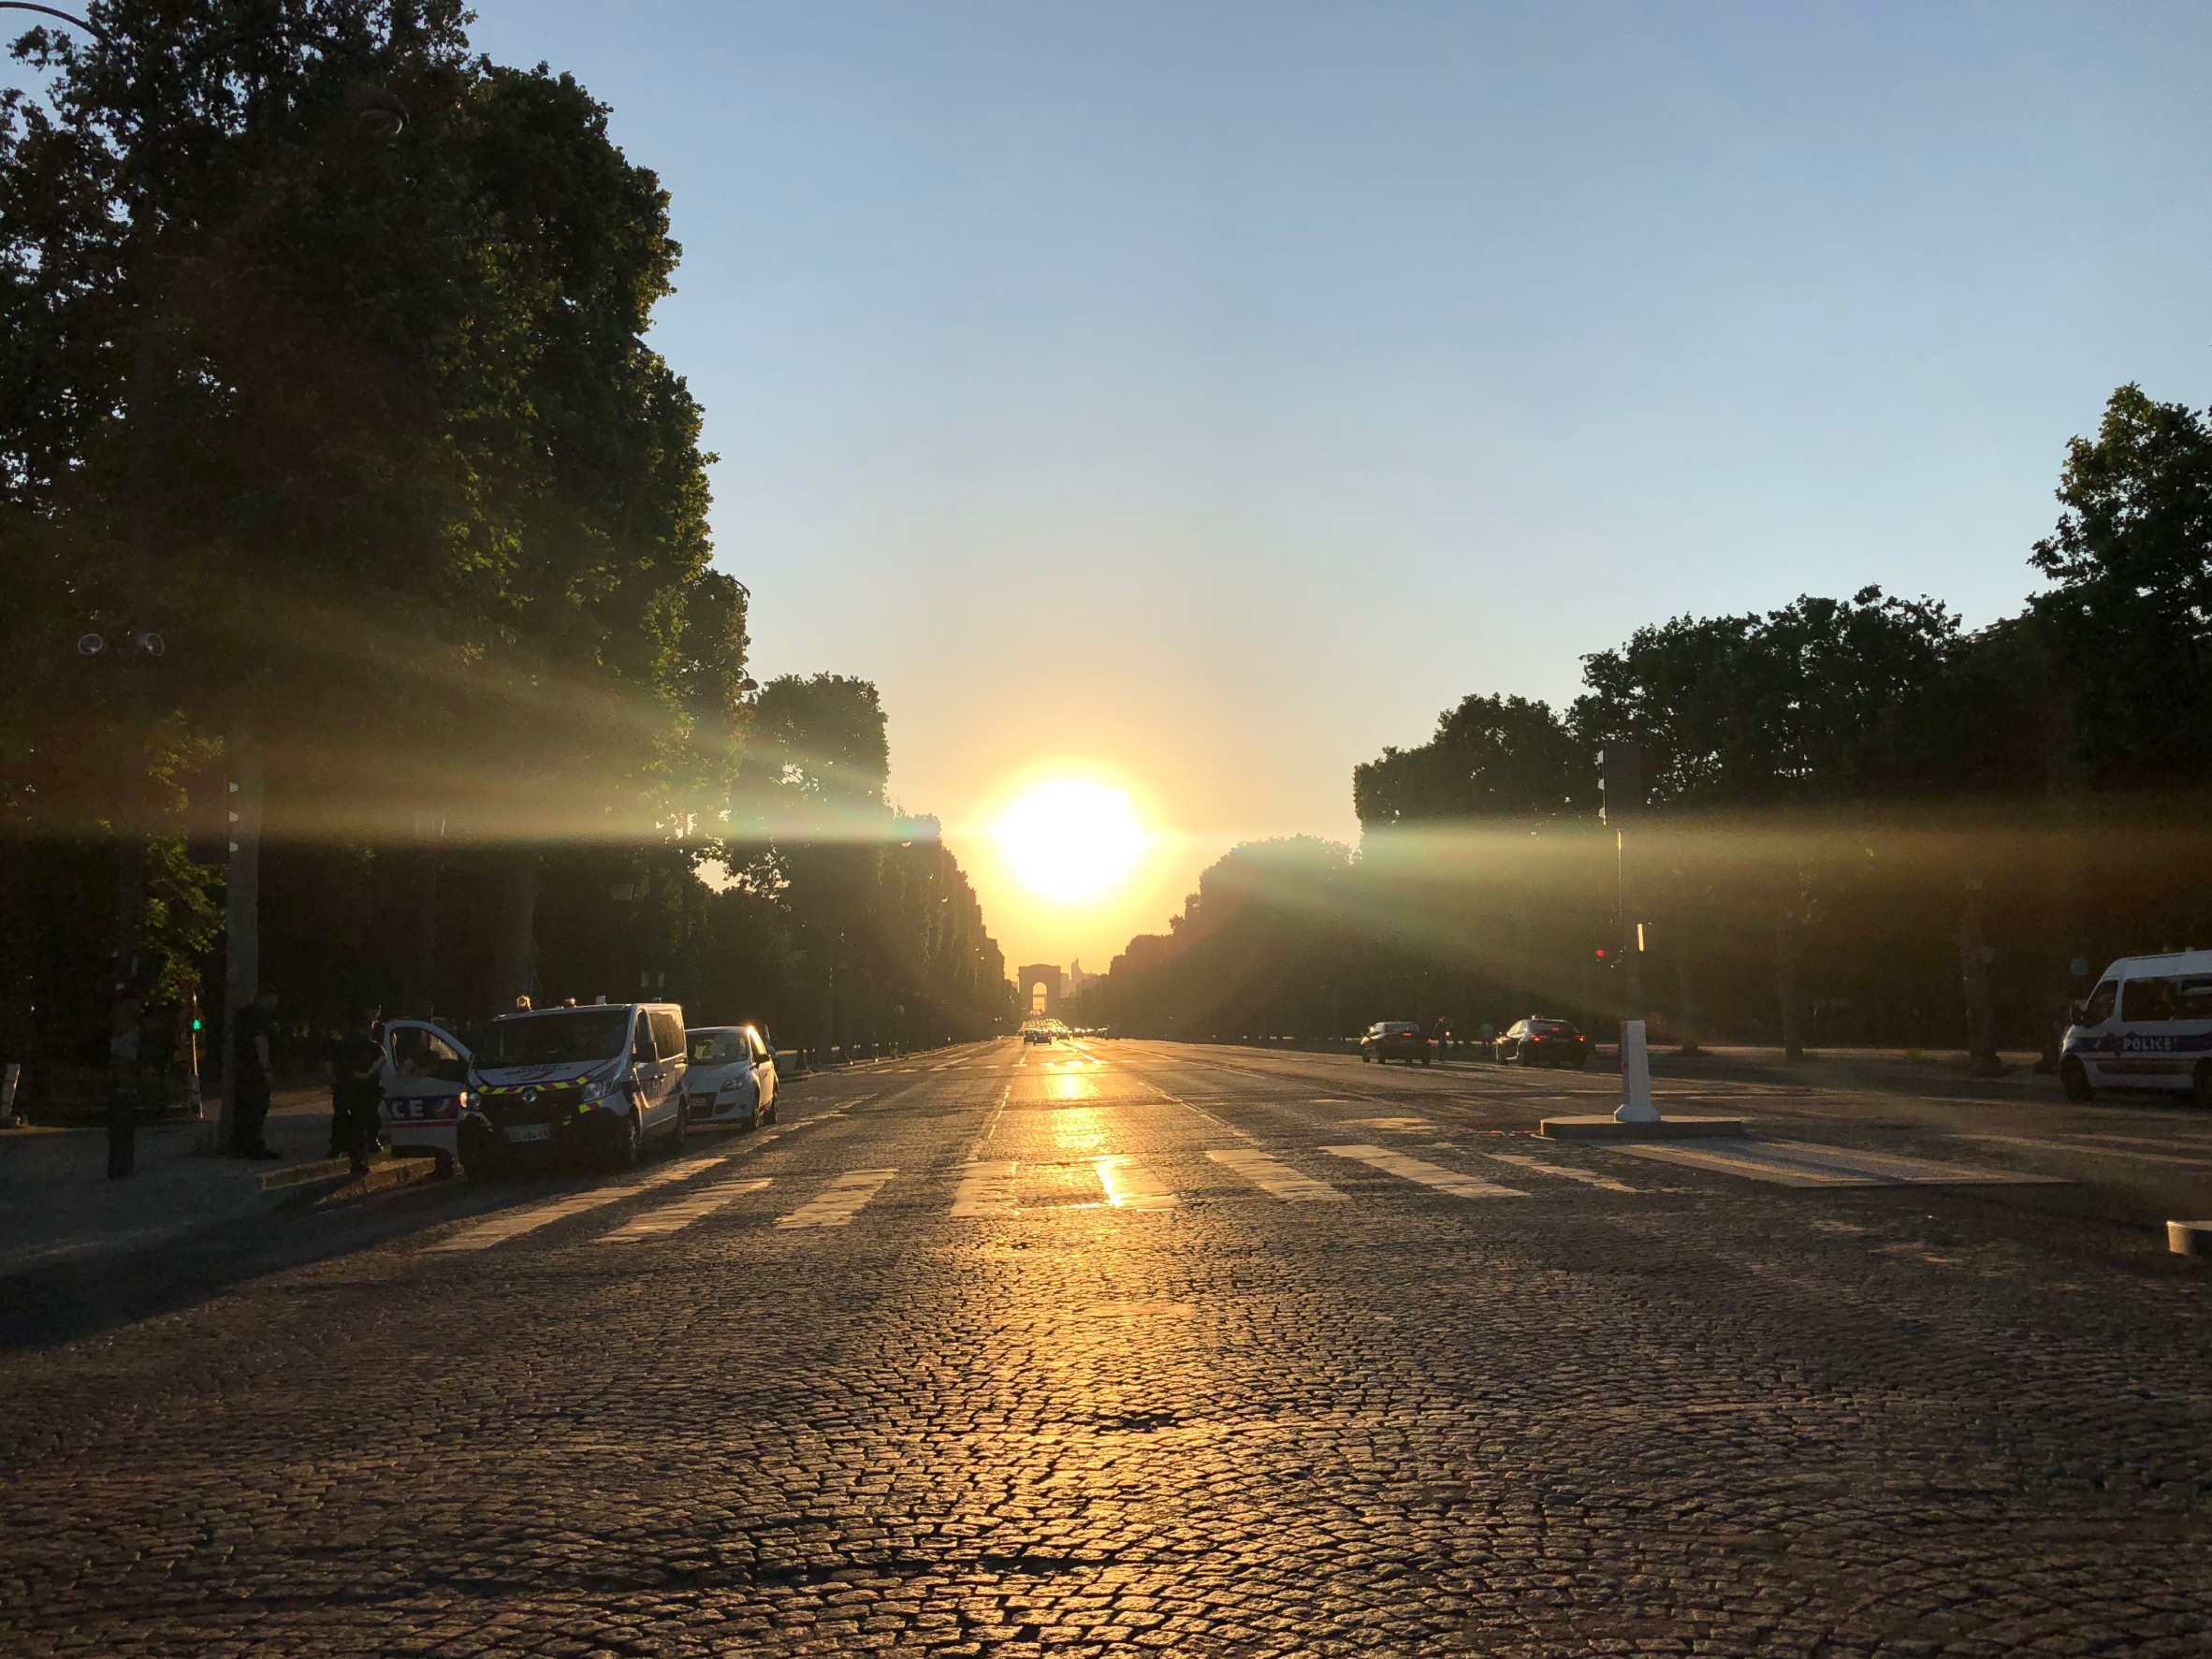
top-left (1594, 946), bottom-right (1608, 959)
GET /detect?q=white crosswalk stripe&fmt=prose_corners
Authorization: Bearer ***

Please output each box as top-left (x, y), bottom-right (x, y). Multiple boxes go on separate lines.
top-left (951, 1160), bottom-right (1018, 1217)
top-left (427, 1156), bottom-right (731, 1253)
top-left (1206, 1147), bottom-right (1347, 1201)
top-left (1320, 1144), bottom-right (1526, 1199)
top-left (1095, 1155), bottom-right (1177, 1211)
top-left (777, 1168), bottom-right (897, 1230)
top-left (599, 1178), bottom-right (772, 1241)
top-left (1481, 1151), bottom-right (1638, 1193)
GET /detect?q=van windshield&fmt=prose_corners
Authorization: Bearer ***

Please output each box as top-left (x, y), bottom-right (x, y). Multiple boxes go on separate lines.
top-left (478, 1009), bottom-right (632, 1066)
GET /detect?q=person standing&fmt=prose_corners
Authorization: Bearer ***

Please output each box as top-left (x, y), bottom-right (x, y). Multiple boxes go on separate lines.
top-left (329, 1007), bottom-right (384, 1172)
top-left (230, 986), bottom-right (281, 1159)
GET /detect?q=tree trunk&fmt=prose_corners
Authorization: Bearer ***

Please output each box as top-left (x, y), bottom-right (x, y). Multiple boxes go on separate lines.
top-left (218, 721), bottom-right (262, 1150)
top-left (1675, 918), bottom-right (1701, 1055)
top-left (1775, 909), bottom-right (1803, 1065)
top-left (490, 851), bottom-right (540, 1013)
top-left (1959, 874), bottom-right (2004, 1076)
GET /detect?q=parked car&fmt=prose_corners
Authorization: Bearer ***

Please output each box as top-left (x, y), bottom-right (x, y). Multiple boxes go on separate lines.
top-left (1361, 1021), bottom-right (1433, 1065)
top-left (684, 1024), bottom-right (779, 1128)
top-left (2061, 951), bottom-right (2212, 1105)
top-left (379, 1017), bottom-right (475, 1171)
top-left (1494, 1017), bottom-right (1589, 1068)
top-left (458, 1001), bottom-right (690, 1178)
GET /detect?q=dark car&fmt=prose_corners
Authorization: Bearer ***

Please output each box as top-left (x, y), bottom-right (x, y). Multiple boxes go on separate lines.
top-left (1360, 1021), bottom-right (1433, 1065)
top-left (1495, 1017), bottom-right (1588, 1068)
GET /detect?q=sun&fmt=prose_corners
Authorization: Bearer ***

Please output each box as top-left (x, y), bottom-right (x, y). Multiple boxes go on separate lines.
top-left (996, 778), bottom-right (1147, 903)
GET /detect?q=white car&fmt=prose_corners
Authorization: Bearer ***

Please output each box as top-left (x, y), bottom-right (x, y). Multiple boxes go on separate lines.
top-left (684, 1025), bottom-right (779, 1128)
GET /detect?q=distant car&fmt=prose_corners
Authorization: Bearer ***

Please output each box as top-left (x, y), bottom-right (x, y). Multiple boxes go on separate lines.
top-left (683, 1024), bottom-right (778, 1128)
top-left (1495, 1017), bottom-right (1588, 1068)
top-left (1361, 1022), bottom-right (1433, 1065)
top-left (1023, 1026), bottom-right (1053, 1044)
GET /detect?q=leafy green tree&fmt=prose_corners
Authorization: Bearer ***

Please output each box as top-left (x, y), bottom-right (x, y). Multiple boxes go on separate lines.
top-left (1352, 694), bottom-right (1585, 827)
top-left (2029, 385), bottom-right (2212, 788)
top-left (1571, 588), bottom-right (1959, 805)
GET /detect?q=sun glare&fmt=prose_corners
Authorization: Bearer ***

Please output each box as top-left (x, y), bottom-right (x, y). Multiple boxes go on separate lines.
top-left (996, 778), bottom-right (1147, 903)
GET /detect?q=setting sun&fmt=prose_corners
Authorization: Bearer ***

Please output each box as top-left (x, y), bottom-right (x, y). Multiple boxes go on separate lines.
top-left (994, 779), bottom-right (1148, 903)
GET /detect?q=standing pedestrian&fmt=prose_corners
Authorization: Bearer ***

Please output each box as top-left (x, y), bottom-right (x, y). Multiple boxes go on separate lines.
top-left (329, 1005), bottom-right (384, 1172)
top-left (230, 985), bottom-right (282, 1159)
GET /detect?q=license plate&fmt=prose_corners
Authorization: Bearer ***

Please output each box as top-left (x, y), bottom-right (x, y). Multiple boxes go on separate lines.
top-left (502, 1123), bottom-right (553, 1144)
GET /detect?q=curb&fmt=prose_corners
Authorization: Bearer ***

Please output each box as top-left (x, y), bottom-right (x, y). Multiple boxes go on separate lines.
top-left (2167, 1219), bottom-right (2212, 1258)
top-left (273, 1154), bottom-right (449, 1208)
top-left (1541, 1114), bottom-right (1751, 1142)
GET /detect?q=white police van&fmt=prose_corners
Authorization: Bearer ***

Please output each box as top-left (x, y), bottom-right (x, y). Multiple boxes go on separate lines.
top-left (2060, 951), bottom-right (2212, 1107)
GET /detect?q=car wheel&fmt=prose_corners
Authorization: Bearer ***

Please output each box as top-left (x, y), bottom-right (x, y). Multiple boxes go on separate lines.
top-left (669, 1097), bottom-right (689, 1150)
top-left (1420, 1055), bottom-right (1432, 1067)
top-left (609, 1109), bottom-right (643, 1173)
top-left (1361, 1052), bottom-right (1371, 1063)
top-left (2192, 1060), bottom-right (2212, 1111)
top-left (2060, 1057), bottom-right (2093, 1104)
top-left (462, 1150), bottom-right (502, 1184)
top-left (763, 1099), bottom-right (777, 1127)
top-left (1574, 1055), bottom-right (1588, 1070)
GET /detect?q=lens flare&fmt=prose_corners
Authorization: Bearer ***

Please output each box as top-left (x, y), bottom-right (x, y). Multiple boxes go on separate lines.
top-left (996, 779), bottom-right (1147, 902)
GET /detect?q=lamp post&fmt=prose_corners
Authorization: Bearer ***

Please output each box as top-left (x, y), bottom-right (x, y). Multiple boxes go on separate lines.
top-left (1600, 743), bottom-right (1657, 1124)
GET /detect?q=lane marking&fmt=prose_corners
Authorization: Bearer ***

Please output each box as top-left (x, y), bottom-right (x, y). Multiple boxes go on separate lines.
top-left (1953, 1132), bottom-right (2212, 1171)
top-left (1321, 1144), bottom-right (1526, 1199)
top-left (776, 1168), bottom-right (897, 1230)
top-left (951, 1159), bottom-right (1019, 1217)
top-left (1206, 1147), bottom-right (1347, 1201)
top-left (599, 1178), bottom-right (772, 1241)
top-left (427, 1155), bottom-right (731, 1253)
top-left (1609, 1139), bottom-right (2065, 1187)
top-left (1095, 1155), bottom-right (1178, 1211)
top-left (1482, 1150), bottom-right (1639, 1193)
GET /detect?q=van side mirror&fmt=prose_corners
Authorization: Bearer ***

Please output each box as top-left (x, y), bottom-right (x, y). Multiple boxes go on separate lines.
top-left (2067, 1000), bottom-right (2087, 1027)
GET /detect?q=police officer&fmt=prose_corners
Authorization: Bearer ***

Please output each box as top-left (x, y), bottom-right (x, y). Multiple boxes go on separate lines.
top-left (230, 985), bottom-right (281, 1159)
top-left (329, 1005), bottom-right (385, 1172)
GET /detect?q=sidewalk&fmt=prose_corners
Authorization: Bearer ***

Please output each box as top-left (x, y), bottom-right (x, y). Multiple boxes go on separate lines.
top-left (0, 1088), bottom-right (423, 1273)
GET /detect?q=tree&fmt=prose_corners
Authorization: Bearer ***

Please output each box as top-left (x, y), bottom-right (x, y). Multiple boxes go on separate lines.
top-left (1352, 693), bottom-right (1585, 827)
top-left (2029, 385), bottom-right (2212, 789)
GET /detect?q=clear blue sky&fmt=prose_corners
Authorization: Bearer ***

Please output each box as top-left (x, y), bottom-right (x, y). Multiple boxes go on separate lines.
top-left (19, 3), bottom-right (2203, 968)
top-left (464, 1), bottom-right (2212, 968)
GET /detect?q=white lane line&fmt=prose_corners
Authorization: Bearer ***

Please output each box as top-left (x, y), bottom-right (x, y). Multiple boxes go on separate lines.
top-left (1095, 1155), bottom-right (1178, 1211)
top-left (1609, 1140), bottom-right (2064, 1187)
top-left (1482, 1150), bottom-right (1638, 1193)
top-left (427, 1156), bottom-right (731, 1253)
top-left (599, 1178), bottom-right (772, 1242)
top-left (952, 1159), bottom-right (1018, 1217)
top-left (1206, 1147), bottom-right (1346, 1201)
top-left (776, 1168), bottom-right (897, 1230)
top-left (1321, 1144), bottom-right (1526, 1199)
top-left (1954, 1132), bottom-right (2212, 1171)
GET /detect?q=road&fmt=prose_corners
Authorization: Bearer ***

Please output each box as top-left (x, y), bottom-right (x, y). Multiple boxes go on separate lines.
top-left (3, 1039), bottom-right (2205, 1656)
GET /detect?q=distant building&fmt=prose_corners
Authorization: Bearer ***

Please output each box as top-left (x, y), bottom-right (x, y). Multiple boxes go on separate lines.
top-left (1016, 963), bottom-right (1063, 1018)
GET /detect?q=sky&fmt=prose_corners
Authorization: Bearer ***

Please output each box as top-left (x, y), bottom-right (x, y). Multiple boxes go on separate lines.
top-left (63, 1), bottom-right (2212, 976)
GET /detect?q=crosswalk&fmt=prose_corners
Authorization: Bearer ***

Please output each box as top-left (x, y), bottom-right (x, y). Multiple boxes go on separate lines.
top-left (418, 1133), bottom-right (1659, 1259)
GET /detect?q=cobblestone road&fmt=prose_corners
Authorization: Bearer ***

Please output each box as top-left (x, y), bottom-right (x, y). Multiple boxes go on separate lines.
top-left (3, 1040), bottom-right (2205, 1655)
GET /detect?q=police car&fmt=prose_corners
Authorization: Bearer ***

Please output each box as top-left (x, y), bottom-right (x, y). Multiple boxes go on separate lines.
top-left (2060, 951), bottom-right (2212, 1107)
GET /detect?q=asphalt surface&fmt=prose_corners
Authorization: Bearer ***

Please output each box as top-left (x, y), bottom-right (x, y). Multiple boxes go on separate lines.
top-left (2, 1039), bottom-right (2206, 1656)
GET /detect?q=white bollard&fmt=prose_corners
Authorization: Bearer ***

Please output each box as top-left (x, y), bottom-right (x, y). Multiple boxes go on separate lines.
top-left (1613, 1020), bottom-right (1659, 1124)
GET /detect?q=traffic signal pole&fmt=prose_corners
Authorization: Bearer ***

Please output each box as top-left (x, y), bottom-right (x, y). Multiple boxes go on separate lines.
top-left (1602, 744), bottom-right (1659, 1124)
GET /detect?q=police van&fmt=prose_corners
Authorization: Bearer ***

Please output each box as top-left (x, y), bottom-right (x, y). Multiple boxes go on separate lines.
top-left (2060, 951), bottom-right (2212, 1107)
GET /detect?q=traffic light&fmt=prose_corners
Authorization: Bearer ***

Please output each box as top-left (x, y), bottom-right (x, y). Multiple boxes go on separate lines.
top-left (1598, 743), bottom-right (1643, 824)
top-left (1594, 946), bottom-right (1608, 961)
